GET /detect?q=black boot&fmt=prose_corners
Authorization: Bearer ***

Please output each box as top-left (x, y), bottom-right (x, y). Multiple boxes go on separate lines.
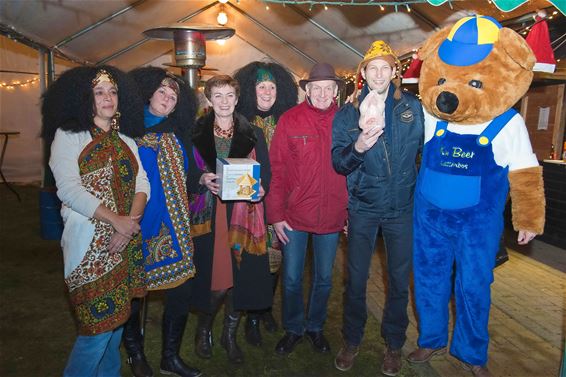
top-left (194, 289), bottom-right (226, 359)
top-left (220, 290), bottom-right (244, 364)
top-left (194, 313), bottom-right (213, 359)
top-left (160, 314), bottom-right (202, 377)
top-left (245, 312), bottom-right (262, 346)
top-left (123, 299), bottom-right (153, 377)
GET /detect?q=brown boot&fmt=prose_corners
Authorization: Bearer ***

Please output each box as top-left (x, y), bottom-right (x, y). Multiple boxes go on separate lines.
top-left (334, 343), bottom-right (360, 372)
top-left (463, 363), bottom-right (492, 377)
top-left (381, 348), bottom-right (402, 376)
top-left (407, 347), bottom-right (446, 363)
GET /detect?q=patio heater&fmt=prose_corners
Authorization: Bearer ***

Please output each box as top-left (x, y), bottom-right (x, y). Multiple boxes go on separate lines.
top-left (144, 24), bottom-right (234, 88)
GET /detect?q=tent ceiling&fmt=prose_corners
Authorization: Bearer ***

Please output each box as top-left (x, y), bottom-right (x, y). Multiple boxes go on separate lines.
top-left (0, 0), bottom-right (563, 79)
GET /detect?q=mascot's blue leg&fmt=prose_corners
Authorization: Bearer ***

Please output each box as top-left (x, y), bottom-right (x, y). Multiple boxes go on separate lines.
top-left (450, 217), bottom-right (501, 366)
top-left (413, 203), bottom-right (453, 349)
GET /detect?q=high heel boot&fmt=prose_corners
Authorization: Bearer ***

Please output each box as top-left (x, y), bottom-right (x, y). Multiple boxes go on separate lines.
top-left (194, 289), bottom-right (226, 359)
top-left (123, 298), bottom-right (153, 377)
top-left (160, 313), bottom-right (202, 377)
top-left (245, 312), bottom-right (262, 346)
top-left (220, 289), bottom-right (244, 364)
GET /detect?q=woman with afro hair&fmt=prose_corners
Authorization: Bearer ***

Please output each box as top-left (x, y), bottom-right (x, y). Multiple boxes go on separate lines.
top-left (233, 61), bottom-right (298, 347)
top-left (42, 66), bottom-right (149, 377)
top-left (121, 67), bottom-right (201, 377)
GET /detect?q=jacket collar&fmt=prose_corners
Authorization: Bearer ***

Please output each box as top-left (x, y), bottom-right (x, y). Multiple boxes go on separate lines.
top-left (192, 111), bottom-right (257, 172)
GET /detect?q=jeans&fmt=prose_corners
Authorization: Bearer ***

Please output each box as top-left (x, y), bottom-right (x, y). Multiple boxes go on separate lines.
top-left (343, 212), bottom-right (412, 350)
top-left (64, 326), bottom-right (124, 377)
top-left (281, 229), bottom-right (340, 335)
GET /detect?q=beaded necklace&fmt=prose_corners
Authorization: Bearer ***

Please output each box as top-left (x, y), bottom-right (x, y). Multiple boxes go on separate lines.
top-left (214, 121), bottom-right (234, 139)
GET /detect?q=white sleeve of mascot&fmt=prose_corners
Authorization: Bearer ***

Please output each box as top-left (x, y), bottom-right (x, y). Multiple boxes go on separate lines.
top-left (423, 110), bottom-right (539, 171)
top-left (491, 114), bottom-right (539, 171)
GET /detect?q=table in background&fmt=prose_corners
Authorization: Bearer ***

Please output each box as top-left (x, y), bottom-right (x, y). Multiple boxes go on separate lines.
top-left (0, 131), bottom-right (21, 202)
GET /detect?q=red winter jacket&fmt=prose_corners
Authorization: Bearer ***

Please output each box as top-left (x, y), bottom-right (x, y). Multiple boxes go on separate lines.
top-left (267, 100), bottom-right (348, 234)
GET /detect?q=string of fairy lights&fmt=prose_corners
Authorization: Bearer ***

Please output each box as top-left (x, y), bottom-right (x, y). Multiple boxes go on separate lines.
top-left (0, 77), bottom-right (40, 90)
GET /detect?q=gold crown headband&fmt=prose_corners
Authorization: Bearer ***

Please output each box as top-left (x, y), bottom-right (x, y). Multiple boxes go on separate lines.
top-left (92, 69), bottom-right (118, 89)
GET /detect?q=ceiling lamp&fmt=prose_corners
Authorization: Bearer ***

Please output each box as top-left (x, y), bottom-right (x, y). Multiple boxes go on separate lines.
top-left (217, 9), bottom-right (228, 25)
top-left (218, 0), bottom-right (229, 3)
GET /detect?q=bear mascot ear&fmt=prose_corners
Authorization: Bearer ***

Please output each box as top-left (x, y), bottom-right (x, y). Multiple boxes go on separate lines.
top-left (499, 27), bottom-right (536, 71)
top-left (419, 27), bottom-right (451, 61)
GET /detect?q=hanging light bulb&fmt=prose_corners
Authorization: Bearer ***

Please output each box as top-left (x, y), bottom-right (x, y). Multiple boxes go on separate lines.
top-left (217, 39), bottom-right (226, 46)
top-left (217, 8), bottom-right (228, 25)
top-left (218, 0), bottom-right (229, 3)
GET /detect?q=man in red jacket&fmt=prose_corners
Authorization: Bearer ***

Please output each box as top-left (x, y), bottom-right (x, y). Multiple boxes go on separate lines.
top-left (267, 63), bottom-right (348, 356)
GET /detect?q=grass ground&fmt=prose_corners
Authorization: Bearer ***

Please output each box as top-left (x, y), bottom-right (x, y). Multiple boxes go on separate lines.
top-left (0, 185), bottom-right (422, 377)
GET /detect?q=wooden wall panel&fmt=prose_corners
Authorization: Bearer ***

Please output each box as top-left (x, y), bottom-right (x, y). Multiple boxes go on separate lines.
top-left (522, 84), bottom-right (566, 161)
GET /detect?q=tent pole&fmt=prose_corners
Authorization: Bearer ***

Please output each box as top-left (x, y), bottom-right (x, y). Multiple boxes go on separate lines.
top-left (53, 0), bottom-right (147, 49)
top-left (227, 2), bottom-right (317, 64)
top-left (96, 2), bottom-right (218, 65)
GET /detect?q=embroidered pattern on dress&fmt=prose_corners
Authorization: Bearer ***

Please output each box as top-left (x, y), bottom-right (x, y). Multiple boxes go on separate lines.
top-left (145, 222), bottom-right (177, 265)
top-left (254, 114), bottom-right (276, 147)
top-left (66, 128), bottom-right (145, 335)
top-left (65, 160), bottom-right (121, 291)
top-left (136, 133), bottom-right (159, 151)
top-left (145, 133), bottom-right (195, 290)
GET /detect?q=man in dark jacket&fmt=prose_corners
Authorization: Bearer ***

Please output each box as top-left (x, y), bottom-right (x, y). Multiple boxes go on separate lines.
top-left (332, 41), bottom-right (424, 376)
top-left (267, 63), bottom-right (348, 356)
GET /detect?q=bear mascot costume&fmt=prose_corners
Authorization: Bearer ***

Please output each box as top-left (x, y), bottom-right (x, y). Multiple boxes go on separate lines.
top-left (410, 15), bottom-right (545, 376)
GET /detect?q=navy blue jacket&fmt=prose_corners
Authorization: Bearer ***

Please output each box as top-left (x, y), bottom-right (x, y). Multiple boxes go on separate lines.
top-left (332, 84), bottom-right (424, 217)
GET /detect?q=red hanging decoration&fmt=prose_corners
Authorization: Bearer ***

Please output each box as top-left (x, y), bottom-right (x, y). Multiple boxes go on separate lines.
top-left (402, 53), bottom-right (422, 84)
top-left (525, 12), bottom-right (557, 73)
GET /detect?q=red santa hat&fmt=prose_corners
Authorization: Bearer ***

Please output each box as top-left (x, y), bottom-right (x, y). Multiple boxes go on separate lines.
top-left (525, 11), bottom-right (556, 73)
top-left (402, 53), bottom-right (422, 83)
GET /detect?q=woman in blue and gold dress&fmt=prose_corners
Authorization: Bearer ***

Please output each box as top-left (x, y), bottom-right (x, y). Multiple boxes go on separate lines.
top-left (123, 67), bottom-right (201, 377)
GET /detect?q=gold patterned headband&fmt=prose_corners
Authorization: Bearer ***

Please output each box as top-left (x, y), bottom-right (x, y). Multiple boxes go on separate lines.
top-left (92, 69), bottom-right (118, 89)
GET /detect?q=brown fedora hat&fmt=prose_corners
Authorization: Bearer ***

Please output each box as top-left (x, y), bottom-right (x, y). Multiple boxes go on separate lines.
top-left (299, 62), bottom-right (344, 90)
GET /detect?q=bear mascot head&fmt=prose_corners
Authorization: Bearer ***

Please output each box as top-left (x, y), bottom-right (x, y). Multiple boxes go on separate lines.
top-left (419, 15), bottom-right (535, 124)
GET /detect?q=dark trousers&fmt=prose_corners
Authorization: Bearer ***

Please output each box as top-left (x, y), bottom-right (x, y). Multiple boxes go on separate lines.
top-left (163, 278), bottom-right (194, 320)
top-left (342, 212), bottom-right (413, 350)
top-left (125, 278), bottom-right (194, 354)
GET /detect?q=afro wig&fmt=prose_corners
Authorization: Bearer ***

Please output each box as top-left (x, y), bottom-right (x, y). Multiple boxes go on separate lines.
top-left (128, 66), bottom-right (197, 134)
top-left (41, 65), bottom-right (144, 142)
top-left (233, 61), bottom-right (298, 122)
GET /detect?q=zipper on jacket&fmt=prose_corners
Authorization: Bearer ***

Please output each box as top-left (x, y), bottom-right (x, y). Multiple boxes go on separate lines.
top-left (381, 138), bottom-right (392, 176)
top-left (289, 135), bottom-right (308, 145)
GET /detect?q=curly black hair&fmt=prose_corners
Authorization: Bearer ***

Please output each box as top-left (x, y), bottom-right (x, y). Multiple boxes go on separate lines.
top-left (233, 61), bottom-right (298, 122)
top-left (128, 66), bottom-right (197, 132)
top-left (41, 65), bottom-right (144, 142)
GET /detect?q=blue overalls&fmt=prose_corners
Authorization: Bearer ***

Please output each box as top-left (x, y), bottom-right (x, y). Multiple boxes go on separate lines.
top-left (413, 109), bottom-right (516, 366)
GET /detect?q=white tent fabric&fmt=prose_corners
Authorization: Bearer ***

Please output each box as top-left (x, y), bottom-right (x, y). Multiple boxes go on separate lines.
top-left (0, 37), bottom-right (76, 183)
top-left (0, 0), bottom-right (561, 183)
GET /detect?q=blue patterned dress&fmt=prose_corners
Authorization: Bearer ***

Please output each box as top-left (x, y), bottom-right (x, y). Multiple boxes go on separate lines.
top-left (136, 107), bottom-right (195, 290)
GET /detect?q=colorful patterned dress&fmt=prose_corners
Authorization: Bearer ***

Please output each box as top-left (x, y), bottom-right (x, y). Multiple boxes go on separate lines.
top-left (136, 111), bottom-right (195, 290)
top-left (52, 126), bottom-right (148, 336)
top-left (252, 111), bottom-right (282, 273)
